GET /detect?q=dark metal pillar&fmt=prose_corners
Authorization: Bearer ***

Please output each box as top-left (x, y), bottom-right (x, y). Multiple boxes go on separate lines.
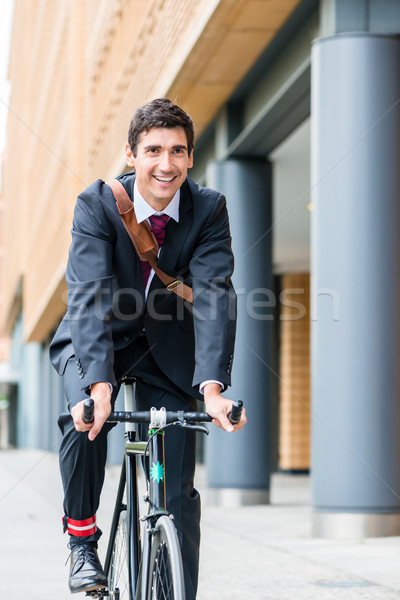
top-left (311, 33), bottom-right (400, 536)
top-left (205, 159), bottom-right (273, 505)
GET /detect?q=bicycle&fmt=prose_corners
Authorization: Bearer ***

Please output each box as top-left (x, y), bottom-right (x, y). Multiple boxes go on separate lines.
top-left (82, 376), bottom-right (243, 600)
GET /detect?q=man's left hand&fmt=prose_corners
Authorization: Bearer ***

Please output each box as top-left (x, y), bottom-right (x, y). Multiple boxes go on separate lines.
top-left (203, 383), bottom-right (247, 433)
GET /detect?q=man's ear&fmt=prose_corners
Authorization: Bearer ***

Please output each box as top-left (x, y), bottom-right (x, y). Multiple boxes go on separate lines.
top-left (188, 150), bottom-right (194, 169)
top-left (125, 143), bottom-right (135, 168)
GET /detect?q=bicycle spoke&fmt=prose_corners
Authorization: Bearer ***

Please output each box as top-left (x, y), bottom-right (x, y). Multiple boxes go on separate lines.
top-left (151, 542), bottom-right (173, 599)
top-left (110, 511), bottom-right (130, 599)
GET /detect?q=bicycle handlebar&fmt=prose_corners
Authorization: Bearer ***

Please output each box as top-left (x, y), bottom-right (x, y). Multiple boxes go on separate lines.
top-left (83, 398), bottom-right (243, 426)
top-left (107, 410), bottom-right (213, 424)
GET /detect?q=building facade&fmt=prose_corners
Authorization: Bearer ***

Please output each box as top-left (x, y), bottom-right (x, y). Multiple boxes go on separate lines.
top-left (1, 0), bottom-right (400, 536)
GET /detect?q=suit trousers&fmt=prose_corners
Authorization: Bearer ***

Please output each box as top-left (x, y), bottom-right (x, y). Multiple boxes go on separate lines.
top-left (58, 335), bottom-right (200, 599)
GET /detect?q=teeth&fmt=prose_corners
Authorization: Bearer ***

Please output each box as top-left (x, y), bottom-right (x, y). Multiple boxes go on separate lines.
top-left (155, 176), bottom-right (174, 182)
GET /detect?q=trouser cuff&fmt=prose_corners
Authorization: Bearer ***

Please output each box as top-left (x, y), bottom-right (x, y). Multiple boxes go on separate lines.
top-left (62, 513), bottom-right (97, 537)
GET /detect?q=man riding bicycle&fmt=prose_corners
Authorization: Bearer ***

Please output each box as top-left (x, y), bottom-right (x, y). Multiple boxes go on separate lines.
top-left (50, 98), bottom-right (246, 598)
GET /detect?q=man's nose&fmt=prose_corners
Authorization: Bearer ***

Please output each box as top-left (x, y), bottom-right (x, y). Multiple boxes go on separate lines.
top-left (159, 152), bottom-right (173, 171)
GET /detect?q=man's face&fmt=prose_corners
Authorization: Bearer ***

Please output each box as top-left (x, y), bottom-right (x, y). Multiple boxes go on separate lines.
top-left (125, 126), bottom-right (193, 210)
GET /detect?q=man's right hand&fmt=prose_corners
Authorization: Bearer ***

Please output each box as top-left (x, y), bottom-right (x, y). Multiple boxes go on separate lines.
top-left (71, 382), bottom-right (112, 442)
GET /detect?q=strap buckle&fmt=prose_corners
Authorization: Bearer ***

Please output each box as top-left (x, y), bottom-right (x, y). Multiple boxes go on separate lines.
top-left (167, 280), bottom-right (183, 292)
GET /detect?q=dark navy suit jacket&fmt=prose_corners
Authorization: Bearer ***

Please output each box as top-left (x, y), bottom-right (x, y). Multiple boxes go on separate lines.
top-left (50, 171), bottom-right (236, 399)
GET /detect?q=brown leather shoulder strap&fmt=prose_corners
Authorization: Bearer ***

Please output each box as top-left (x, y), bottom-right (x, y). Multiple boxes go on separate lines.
top-left (107, 178), bottom-right (132, 212)
top-left (106, 179), bottom-right (193, 304)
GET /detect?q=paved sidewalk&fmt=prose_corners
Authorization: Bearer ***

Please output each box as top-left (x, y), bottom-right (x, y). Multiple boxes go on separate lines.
top-left (0, 448), bottom-right (399, 599)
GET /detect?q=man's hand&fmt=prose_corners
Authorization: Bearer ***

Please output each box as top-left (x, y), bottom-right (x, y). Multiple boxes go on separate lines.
top-left (71, 382), bottom-right (112, 442)
top-left (203, 383), bottom-right (247, 433)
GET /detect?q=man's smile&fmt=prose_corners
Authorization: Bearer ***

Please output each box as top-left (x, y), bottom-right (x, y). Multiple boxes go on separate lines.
top-left (154, 175), bottom-right (176, 182)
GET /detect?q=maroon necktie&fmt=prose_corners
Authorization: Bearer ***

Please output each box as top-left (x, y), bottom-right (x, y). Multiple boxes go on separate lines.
top-left (141, 214), bottom-right (169, 286)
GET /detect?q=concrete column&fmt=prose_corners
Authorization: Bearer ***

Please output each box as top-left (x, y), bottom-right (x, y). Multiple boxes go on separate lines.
top-left (205, 159), bottom-right (272, 506)
top-left (311, 34), bottom-right (400, 536)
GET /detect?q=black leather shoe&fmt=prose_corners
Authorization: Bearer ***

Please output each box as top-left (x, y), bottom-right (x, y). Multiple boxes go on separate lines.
top-left (68, 544), bottom-right (108, 594)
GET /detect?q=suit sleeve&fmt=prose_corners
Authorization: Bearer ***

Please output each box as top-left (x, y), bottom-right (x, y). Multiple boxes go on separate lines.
top-left (189, 194), bottom-right (237, 389)
top-left (66, 190), bottom-right (117, 391)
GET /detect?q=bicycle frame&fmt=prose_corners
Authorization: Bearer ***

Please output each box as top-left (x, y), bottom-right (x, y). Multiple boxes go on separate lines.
top-left (137, 420), bottom-right (171, 600)
top-left (104, 383), bottom-right (171, 600)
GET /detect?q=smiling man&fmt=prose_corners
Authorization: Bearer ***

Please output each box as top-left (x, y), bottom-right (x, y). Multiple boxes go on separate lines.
top-left (50, 98), bottom-right (246, 598)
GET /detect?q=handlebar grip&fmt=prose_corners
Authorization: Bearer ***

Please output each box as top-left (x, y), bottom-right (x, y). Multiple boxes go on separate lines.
top-left (83, 398), bottom-right (94, 424)
top-left (228, 399), bottom-right (243, 425)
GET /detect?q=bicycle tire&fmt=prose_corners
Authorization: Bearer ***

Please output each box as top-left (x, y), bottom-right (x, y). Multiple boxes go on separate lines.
top-left (146, 515), bottom-right (184, 600)
top-left (109, 507), bottom-right (131, 599)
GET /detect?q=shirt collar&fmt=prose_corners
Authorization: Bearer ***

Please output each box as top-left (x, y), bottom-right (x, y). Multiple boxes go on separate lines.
top-left (134, 181), bottom-right (180, 223)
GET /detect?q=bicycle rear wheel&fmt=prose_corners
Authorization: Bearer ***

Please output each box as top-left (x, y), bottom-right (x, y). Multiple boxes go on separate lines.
top-left (146, 515), bottom-right (184, 600)
top-left (109, 506), bottom-right (130, 599)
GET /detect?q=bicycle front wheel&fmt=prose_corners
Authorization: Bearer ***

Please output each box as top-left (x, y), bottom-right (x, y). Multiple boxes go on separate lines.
top-left (147, 515), bottom-right (184, 600)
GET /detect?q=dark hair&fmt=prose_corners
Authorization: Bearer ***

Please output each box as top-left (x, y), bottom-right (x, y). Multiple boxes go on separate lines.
top-left (128, 98), bottom-right (194, 156)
